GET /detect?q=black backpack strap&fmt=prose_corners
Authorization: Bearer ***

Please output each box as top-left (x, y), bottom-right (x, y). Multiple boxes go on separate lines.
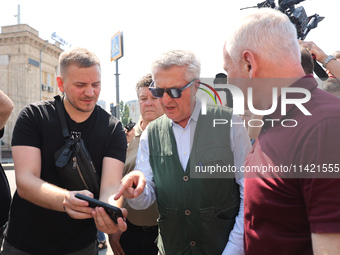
top-left (54, 95), bottom-right (70, 140)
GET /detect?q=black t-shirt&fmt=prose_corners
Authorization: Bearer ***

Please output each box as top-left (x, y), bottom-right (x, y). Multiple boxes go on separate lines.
top-left (0, 128), bottom-right (11, 228)
top-left (6, 99), bottom-right (127, 254)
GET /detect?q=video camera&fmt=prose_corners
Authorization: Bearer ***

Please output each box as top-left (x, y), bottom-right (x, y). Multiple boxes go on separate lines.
top-left (124, 121), bottom-right (136, 132)
top-left (242, 0), bottom-right (324, 40)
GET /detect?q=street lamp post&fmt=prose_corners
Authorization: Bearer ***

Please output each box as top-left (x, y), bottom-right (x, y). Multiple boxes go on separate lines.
top-left (40, 41), bottom-right (49, 101)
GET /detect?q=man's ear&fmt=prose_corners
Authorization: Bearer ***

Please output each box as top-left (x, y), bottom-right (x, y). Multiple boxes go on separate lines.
top-left (56, 76), bottom-right (65, 92)
top-left (242, 50), bottom-right (257, 78)
top-left (192, 79), bottom-right (200, 93)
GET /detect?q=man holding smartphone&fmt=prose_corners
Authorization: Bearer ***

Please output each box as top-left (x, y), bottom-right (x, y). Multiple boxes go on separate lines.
top-left (2, 48), bottom-right (127, 255)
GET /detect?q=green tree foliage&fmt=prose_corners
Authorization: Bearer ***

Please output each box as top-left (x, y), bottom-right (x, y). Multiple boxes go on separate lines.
top-left (119, 101), bottom-right (131, 126)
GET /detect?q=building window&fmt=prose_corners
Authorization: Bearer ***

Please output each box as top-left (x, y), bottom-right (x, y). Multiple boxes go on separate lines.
top-left (47, 73), bottom-right (51, 86)
top-left (42, 72), bottom-right (54, 87)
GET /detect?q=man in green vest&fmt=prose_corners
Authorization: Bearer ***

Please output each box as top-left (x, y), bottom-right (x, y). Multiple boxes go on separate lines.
top-left (115, 49), bottom-right (251, 255)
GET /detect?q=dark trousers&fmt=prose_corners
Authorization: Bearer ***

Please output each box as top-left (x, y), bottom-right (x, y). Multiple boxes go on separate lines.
top-left (1, 239), bottom-right (97, 255)
top-left (120, 219), bottom-right (158, 255)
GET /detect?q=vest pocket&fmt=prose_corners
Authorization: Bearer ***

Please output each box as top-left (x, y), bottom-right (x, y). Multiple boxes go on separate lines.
top-left (200, 205), bottom-right (238, 254)
top-left (157, 208), bottom-right (182, 255)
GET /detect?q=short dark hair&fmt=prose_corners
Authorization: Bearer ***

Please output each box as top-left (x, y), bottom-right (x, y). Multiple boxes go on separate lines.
top-left (300, 47), bottom-right (314, 75)
top-left (213, 73), bottom-right (228, 84)
top-left (135, 74), bottom-right (153, 97)
top-left (59, 47), bottom-right (100, 78)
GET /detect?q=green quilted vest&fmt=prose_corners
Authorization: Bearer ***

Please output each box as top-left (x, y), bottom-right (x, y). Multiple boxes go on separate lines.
top-left (148, 105), bottom-right (240, 255)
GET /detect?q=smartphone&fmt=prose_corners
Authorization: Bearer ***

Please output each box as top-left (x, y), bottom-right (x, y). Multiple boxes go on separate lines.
top-left (75, 193), bottom-right (123, 224)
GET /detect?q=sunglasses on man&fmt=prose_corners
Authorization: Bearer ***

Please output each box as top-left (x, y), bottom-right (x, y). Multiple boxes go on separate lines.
top-left (149, 80), bottom-right (197, 98)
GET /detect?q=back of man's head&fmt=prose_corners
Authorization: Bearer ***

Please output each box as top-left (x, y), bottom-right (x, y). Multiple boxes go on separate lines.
top-left (214, 73), bottom-right (228, 84)
top-left (59, 47), bottom-right (100, 78)
top-left (225, 8), bottom-right (300, 66)
top-left (151, 49), bottom-right (201, 81)
top-left (300, 47), bottom-right (314, 75)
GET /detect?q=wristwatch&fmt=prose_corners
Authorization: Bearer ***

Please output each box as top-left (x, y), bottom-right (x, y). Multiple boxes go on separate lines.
top-left (322, 55), bottom-right (337, 68)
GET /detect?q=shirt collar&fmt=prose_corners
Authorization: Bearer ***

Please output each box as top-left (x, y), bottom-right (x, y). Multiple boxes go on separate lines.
top-left (134, 119), bottom-right (143, 137)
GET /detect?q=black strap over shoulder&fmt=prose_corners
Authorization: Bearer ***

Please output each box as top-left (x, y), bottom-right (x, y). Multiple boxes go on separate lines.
top-left (54, 95), bottom-right (70, 140)
top-left (53, 95), bottom-right (100, 197)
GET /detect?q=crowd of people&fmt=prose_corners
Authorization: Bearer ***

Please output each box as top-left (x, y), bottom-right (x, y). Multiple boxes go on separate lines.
top-left (1, 8), bottom-right (340, 255)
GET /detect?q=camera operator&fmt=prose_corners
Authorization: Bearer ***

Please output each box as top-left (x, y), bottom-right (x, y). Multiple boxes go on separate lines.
top-left (299, 40), bottom-right (340, 78)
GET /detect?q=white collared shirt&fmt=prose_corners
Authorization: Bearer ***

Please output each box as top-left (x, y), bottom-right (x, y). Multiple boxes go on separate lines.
top-left (128, 100), bottom-right (251, 255)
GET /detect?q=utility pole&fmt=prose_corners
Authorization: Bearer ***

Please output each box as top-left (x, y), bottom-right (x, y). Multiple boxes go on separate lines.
top-left (115, 60), bottom-right (120, 118)
top-left (110, 31), bottom-right (124, 119)
top-left (14, 5), bottom-right (21, 24)
top-left (40, 41), bottom-right (49, 101)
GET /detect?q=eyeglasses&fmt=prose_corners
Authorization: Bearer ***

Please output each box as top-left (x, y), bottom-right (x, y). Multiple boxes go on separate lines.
top-left (149, 80), bottom-right (195, 98)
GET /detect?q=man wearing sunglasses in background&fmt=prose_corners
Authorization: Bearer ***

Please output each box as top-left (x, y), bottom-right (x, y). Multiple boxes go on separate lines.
top-left (115, 49), bottom-right (251, 255)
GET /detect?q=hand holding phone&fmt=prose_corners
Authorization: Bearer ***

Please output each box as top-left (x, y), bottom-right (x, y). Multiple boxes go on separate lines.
top-left (75, 193), bottom-right (123, 224)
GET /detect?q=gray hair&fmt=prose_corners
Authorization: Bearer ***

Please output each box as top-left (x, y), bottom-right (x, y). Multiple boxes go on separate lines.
top-left (322, 78), bottom-right (340, 93)
top-left (225, 8), bottom-right (300, 66)
top-left (332, 51), bottom-right (340, 59)
top-left (59, 47), bottom-right (100, 78)
top-left (151, 49), bottom-right (201, 81)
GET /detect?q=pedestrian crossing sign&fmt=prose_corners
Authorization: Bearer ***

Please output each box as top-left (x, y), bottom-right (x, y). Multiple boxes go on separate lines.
top-left (111, 31), bottom-right (123, 61)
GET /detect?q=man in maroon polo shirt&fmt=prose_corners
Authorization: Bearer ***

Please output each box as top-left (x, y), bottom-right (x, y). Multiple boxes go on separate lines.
top-left (223, 8), bottom-right (340, 255)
